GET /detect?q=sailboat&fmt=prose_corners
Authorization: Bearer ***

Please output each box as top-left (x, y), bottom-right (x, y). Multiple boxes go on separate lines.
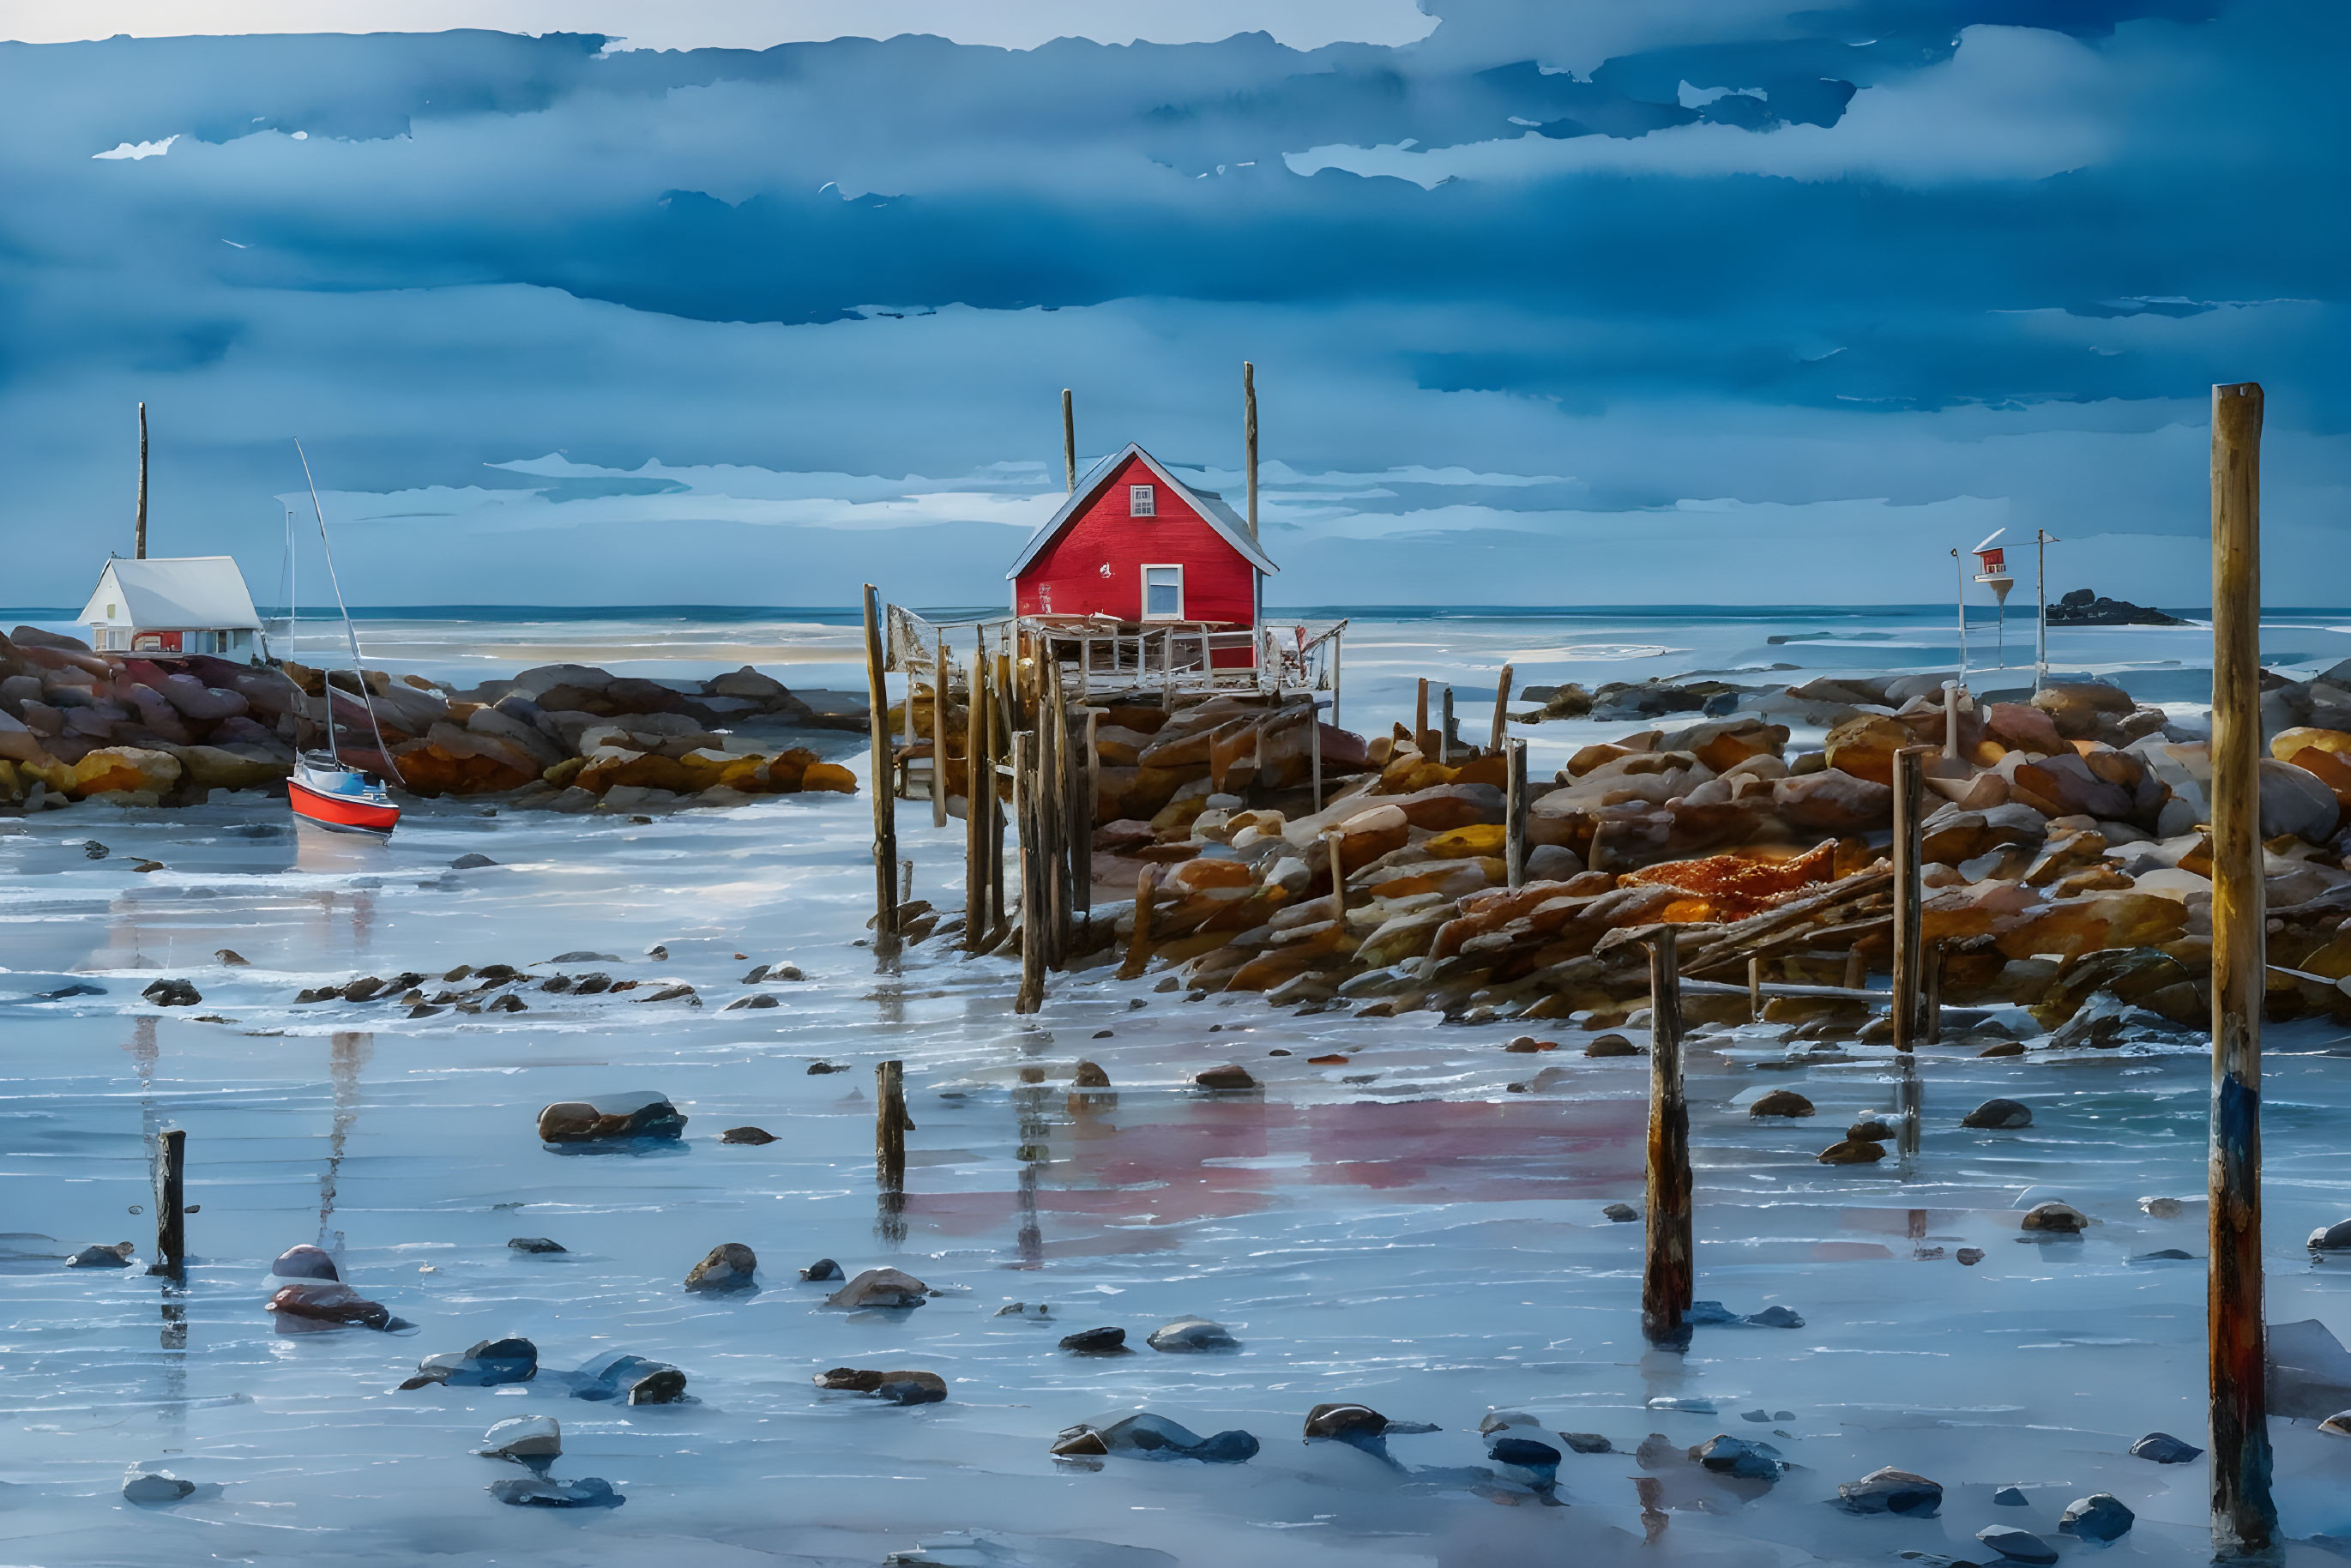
top-left (286, 441), bottom-right (402, 838)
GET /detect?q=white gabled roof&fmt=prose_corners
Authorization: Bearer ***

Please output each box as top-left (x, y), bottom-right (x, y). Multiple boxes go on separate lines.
top-left (81, 556), bottom-right (262, 630)
top-left (1006, 443), bottom-right (1279, 580)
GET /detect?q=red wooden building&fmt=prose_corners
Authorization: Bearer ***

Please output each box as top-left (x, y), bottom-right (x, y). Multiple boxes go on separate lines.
top-left (1007, 443), bottom-right (1277, 629)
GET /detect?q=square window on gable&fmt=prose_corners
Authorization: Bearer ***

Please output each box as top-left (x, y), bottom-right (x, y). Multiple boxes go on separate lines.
top-left (1130, 484), bottom-right (1156, 516)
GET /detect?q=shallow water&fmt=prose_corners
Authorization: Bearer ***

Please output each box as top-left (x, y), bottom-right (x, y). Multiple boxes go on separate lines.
top-left (6, 608), bottom-right (2351, 1566)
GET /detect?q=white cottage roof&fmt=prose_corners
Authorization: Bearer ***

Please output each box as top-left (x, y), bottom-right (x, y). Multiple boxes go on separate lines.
top-left (1006, 443), bottom-right (1279, 580)
top-left (81, 557), bottom-right (262, 630)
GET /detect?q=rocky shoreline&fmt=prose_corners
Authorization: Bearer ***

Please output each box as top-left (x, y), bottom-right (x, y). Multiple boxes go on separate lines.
top-left (911, 658), bottom-right (2351, 1067)
top-left (0, 625), bottom-right (859, 814)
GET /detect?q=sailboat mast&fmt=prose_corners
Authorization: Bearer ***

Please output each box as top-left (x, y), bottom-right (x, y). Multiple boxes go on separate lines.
top-left (294, 441), bottom-right (403, 783)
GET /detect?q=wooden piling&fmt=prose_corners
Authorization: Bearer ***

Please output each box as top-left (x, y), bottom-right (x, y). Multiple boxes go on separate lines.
top-left (1077, 709), bottom-right (1098, 928)
top-left (1842, 948), bottom-right (1865, 992)
top-left (1325, 828), bottom-right (1347, 923)
top-left (1504, 738), bottom-right (1528, 889)
top-left (1014, 731), bottom-right (1044, 1013)
top-left (1118, 865), bottom-right (1157, 980)
top-left (1309, 704), bottom-right (1323, 811)
top-left (136, 401), bottom-right (150, 560)
top-left (930, 636), bottom-right (949, 829)
top-left (861, 586), bottom-right (901, 963)
top-left (876, 1059), bottom-right (911, 1185)
top-left (150, 1125), bottom-right (185, 1277)
top-left (1890, 746), bottom-right (1926, 1052)
top-left (1490, 663), bottom-right (1514, 753)
top-left (1643, 927), bottom-right (1694, 1348)
top-left (965, 632), bottom-right (992, 952)
top-left (2208, 379), bottom-right (2276, 1557)
top-left (1415, 678), bottom-right (1430, 754)
top-left (1440, 684), bottom-right (1456, 763)
top-left (1062, 389), bottom-right (1076, 494)
top-left (1747, 956), bottom-right (1763, 1025)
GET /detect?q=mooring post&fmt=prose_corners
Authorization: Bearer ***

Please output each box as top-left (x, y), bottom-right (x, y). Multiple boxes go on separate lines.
top-left (1891, 746), bottom-right (1926, 1052)
top-left (136, 401), bottom-right (149, 560)
top-left (1504, 738), bottom-right (1528, 889)
top-left (149, 1125), bottom-right (186, 1278)
top-left (1119, 865), bottom-right (1157, 980)
top-left (1440, 684), bottom-right (1456, 764)
top-left (1746, 956), bottom-right (1763, 1025)
top-left (965, 634), bottom-right (991, 952)
top-left (1325, 828), bottom-right (1347, 924)
top-left (1077, 709), bottom-right (1098, 928)
top-left (1062, 389), bottom-right (1076, 494)
top-left (930, 637), bottom-right (949, 829)
top-left (1490, 663), bottom-right (1513, 754)
top-left (2209, 378), bottom-right (2276, 1558)
top-left (861, 586), bottom-right (901, 963)
top-left (1643, 927), bottom-right (1693, 1348)
top-left (1415, 678), bottom-right (1430, 755)
top-left (1013, 732), bottom-right (1045, 1014)
top-left (876, 1059), bottom-right (911, 1183)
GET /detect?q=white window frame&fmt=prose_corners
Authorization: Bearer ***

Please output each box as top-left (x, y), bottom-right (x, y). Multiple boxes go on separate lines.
top-left (1130, 483), bottom-right (1156, 517)
top-left (1141, 563), bottom-right (1184, 622)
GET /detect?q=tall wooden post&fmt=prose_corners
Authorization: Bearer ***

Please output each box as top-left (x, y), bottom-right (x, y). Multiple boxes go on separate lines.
top-left (1504, 738), bottom-right (1528, 889)
top-left (876, 1059), bottom-right (910, 1185)
top-left (1243, 360), bottom-right (1258, 540)
top-left (965, 632), bottom-right (991, 952)
top-left (1890, 746), bottom-right (1925, 1052)
top-left (1014, 733), bottom-right (1045, 1013)
top-left (1309, 704), bottom-right (1323, 811)
top-left (149, 1125), bottom-right (185, 1278)
top-left (1329, 628), bottom-right (1343, 728)
top-left (135, 401), bottom-right (150, 560)
top-left (1746, 956), bottom-right (1763, 1025)
top-left (1062, 389), bottom-right (1076, 494)
top-left (2209, 379), bottom-right (2276, 1557)
top-left (1643, 928), bottom-right (1693, 1348)
top-left (1415, 678), bottom-right (1430, 754)
top-left (862, 586), bottom-right (901, 963)
top-left (1440, 685), bottom-right (1456, 764)
top-left (930, 638), bottom-right (949, 829)
top-left (1489, 663), bottom-right (1513, 754)
top-left (1076, 709), bottom-right (1098, 926)
top-left (1325, 828), bottom-right (1347, 923)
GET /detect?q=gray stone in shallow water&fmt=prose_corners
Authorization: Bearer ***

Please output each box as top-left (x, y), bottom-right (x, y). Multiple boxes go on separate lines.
top-left (684, 1242), bottom-right (757, 1291)
top-left (2310, 1219), bottom-right (2351, 1251)
top-left (1962, 1097), bottom-right (2034, 1130)
top-left (1994, 1486), bottom-right (2030, 1505)
top-left (122, 1467), bottom-right (196, 1504)
top-left (799, 1257), bottom-right (843, 1281)
top-left (570, 1351), bottom-right (685, 1404)
top-left (67, 1242), bottom-right (134, 1268)
top-left (2060, 1493), bottom-right (2134, 1541)
top-left (536, 1091), bottom-right (685, 1143)
top-left (2020, 1201), bottom-right (2087, 1234)
top-left (1975, 1525), bottom-right (2059, 1565)
top-left (1486, 1435), bottom-right (1563, 1487)
top-left (1559, 1431), bottom-right (1613, 1453)
top-left (1746, 1304), bottom-right (1804, 1328)
top-left (403, 1336), bottom-right (540, 1389)
top-left (1689, 1434), bottom-right (1783, 1481)
top-left (1146, 1316), bottom-right (1238, 1352)
top-left (508, 1237), bottom-right (565, 1254)
top-left (478, 1415), bottom-right (562, 1462)
top-left (1834, 1465), bottom-right (1943, 1516)
top-left (826, 1266), bottom-right (928, 1308)
top-left (488, 1476), bottom-right (623, 1508)
top-left (1059, 1326), bottom-right (1128, 1354)
top-left (1602, 1203), bottom-right (1639, 1222)
top-left (1052, 1413), bottom-right (1258, 1463)
top-left (723, 993), bottom-right (780, 1010)
top-left (2130, 1431), bottom-right (2202, 1463)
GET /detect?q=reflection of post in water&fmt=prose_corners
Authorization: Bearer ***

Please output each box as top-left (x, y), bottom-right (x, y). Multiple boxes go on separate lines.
top-left (875, 1060), bottom-right (911, 1246)
top-left (1012, 1072), bottom-right (1056, 1269)
top-left (318, 1030), bottom-right (375, 1255)
top-left (1897, 1050), bottom-right (1922, 1167)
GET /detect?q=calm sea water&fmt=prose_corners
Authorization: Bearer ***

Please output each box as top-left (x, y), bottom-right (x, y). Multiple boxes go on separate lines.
top-left (4, 606), bottom-right (2351, 1566)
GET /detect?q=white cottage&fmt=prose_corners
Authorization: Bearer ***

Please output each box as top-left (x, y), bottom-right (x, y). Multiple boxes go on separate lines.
top-left (80, 556), bottom-right (263, 657)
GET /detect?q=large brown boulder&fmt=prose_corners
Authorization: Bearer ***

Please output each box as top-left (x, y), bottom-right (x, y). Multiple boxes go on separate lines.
top-left (2034, 682), bottom-right (2134, 739)
top-left (70, 746), bottom-right (182, 799)
top-left (165, 745), bottom-right (289, 793)
top-left (1773, 769), bottom-right (1892, 830)
top-left (1985, 702), bottom-right (2065, 756)
top-left (1824, 715), bottom-right (1913, 786)
top-left (536, 1092), bottom-right (686, 1143)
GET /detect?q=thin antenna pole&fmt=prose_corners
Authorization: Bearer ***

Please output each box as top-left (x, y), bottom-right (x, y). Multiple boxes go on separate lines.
top-left (136, 402), bottom-right (149, 559)
top-left (1951, 548), bottom-right (1968, 684)
top-left (294, 440), bottom-right (402, 784)
top-left (2035, 529), bottom-right (2057, 696)
top-left (1061, 389), bottom-right (1076, 495)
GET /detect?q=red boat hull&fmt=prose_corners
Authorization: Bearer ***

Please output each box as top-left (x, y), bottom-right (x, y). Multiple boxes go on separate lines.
top-left (289, 777), bottom-right (401, 836)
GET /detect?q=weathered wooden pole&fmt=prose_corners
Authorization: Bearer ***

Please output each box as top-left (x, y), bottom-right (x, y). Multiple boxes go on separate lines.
top-left (965, 633), bottom-right (991, 951)
top-left (1014, 732), bottom-right (1044, 1013)
top-left (1489, 663), bottom-right (1514, 754)
top-left (150, 1125), bottom-right (186, 1278)
top-left (1842, 948), bottom-right (1866, 992)
top-left (862, 586), bottom-right (901, 963)
top-left (1440, 684), bottom-right (1456, 763)
top-left (1504, 738), bottom-right (1528, 889)
top-left (1415, 678), bottom-right (1430, 754)
top-left (1746, 956), bottom-right (1763, 1025)
top-left (931, 637), bottom-right (949, 829)
top-left (1309, 704), bottom-right (1323, 811)
top-left (2208, 378), bottom-right (2276, 1558)
top-left (876, 1059), bottom-right (911, 1183)
top-left (1243, 360), bottom-right (1258, 540)
top-left (1119, 865), bottom-right (1157, 980)
top-left (1076, 709), bottom-right (1099, 926)
top-left (1643, 927), bottom-right (1693, 1348)
top-left (1325, 828), bottom-right (1347, 923)
top-left (1329, 627), bottom-right (1343, 727)
top-left (135, 401), bottom-right (150, 560)
top-left (1890, 746), bottom-right (1926, 1052)
top-left (1062, 389), bottom-right (1076, 494)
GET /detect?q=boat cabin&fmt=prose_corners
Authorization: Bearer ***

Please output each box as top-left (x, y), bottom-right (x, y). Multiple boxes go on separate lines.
top-left (1008, 444), bottom-right (1276, 630)
top-left (80, 556), bottom-right (263, 657)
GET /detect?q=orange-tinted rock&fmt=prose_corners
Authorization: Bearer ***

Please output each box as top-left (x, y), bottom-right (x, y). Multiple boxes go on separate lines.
top-left (801, 761), bottom-right (857, 793)
top-left (1168, 856), bottom-right (1253, 893)
top-left (69, 745), bottom-right (182, 798)
top-left (1425, 823), bottom-right (1507, 859)
top-left (2033, 682), bottom-right (2134, 739)
top-left (1824, 715), bottom-right (1914, 787)
top-left (1986, 702), bottom-right (2065, 756)
top-left (2007, 752), bottom-right (2133, 820)
top-left (1774, 769), bottom-right (1893, 830)
top-left (1617, 840), bottom-right (1836, 921)
top-left (2288, 748), bottom-right (2351, 809)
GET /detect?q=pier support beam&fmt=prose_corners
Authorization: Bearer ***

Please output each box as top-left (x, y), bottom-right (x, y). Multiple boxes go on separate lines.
top-left (1643, 927), bottom-right (1693, 1349)
top-left (1014, 732), bottom-right (1044, 1014)
top-left (861, 585), bottom-right (901, 965)
top-left (2208, 379), bottom-right (2276, 1558)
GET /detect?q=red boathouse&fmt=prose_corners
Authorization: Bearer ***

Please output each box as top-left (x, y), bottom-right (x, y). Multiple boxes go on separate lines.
top-left (1007, 443), bottom-right (1277, 630)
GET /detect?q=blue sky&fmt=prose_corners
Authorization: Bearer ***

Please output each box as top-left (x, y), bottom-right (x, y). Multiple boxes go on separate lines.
top-left (0, 0), bottom-right (2342, 608)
